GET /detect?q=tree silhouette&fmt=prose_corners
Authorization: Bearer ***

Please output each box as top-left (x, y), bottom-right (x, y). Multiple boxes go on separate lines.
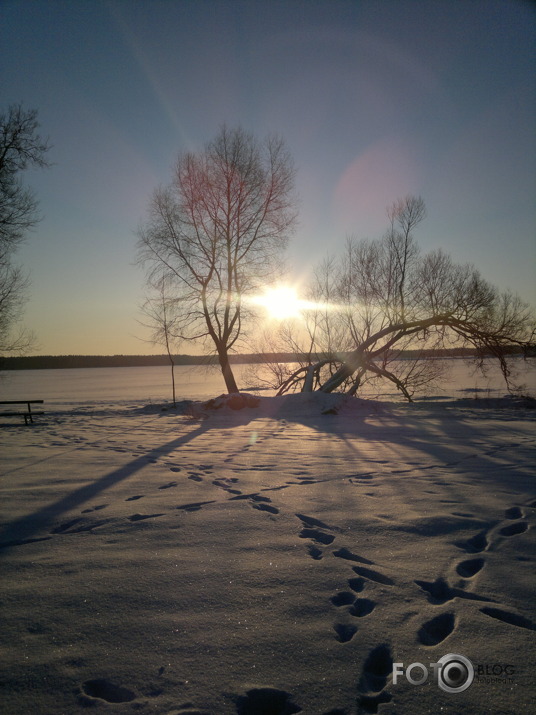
top-left (273, 196), bottom-right (535, 399)
top-left (0, 104), bottom-right (51, 354)
top-left (138, 126), bottom-right (297, 393)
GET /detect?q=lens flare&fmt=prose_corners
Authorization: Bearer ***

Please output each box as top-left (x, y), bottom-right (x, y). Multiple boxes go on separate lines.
top-left (254, 286), bottom-right (304, 320)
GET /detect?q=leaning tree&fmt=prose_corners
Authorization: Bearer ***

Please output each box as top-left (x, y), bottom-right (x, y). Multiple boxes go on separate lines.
top-left (274, 196), bottom-right (535, 399)
top-left (137, 126), bottom-right (297, 393)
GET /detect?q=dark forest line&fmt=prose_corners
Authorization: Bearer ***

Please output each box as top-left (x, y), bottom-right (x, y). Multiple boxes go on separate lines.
top-left (1, 347), bottom-right (532, 371)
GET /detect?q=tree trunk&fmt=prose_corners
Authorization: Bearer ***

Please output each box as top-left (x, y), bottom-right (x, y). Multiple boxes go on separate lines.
top-left (169, 358), bottom-right (176, 407)
top-left (218, 349), bottom-right (239, 393)
top-left (321, 361), bottom-right (357, 393)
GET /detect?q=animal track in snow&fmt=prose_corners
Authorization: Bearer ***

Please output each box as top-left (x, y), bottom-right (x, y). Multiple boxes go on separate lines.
top-left (504, 506), bottom-right (523, 519)
top-left (158, 481), bottom-right (178, 490)
top-left (125, 495), bottom-right (144, 501)
top-left (417, 612), bottom-right (455, 645)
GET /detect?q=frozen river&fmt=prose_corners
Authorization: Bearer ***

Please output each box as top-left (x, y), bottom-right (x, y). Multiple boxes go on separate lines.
top-left (0, 357), bottom-right (534, 407)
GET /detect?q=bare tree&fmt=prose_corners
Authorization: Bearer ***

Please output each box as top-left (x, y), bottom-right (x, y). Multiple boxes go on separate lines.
top-left (139, 272), bottom-right (181, 407)
top-left (137, 126), bottom-right (297, 393)
top-left (277, 196), bottom-right (535, 399)
top-left (0, 104), bottom-right (51, 354)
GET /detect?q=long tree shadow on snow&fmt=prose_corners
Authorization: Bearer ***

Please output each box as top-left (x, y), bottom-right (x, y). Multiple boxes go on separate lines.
top-left (0, 395), bottom-right (533, 553)
top-left (0, 421), bottom-right (209, 553)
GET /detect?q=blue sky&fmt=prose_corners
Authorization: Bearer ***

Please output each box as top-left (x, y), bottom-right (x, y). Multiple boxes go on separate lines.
top-left (2, 0), bottom-right (535, 355)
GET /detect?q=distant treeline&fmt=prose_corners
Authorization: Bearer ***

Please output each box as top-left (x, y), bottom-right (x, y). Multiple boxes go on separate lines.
top-left (0, 353), bottom-right (300, 370)
top-left (1, 347), bottom-right (533, 371)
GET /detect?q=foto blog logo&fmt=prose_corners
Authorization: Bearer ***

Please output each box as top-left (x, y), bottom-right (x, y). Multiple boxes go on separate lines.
top-left (393, 653), bottom-right (474, 693)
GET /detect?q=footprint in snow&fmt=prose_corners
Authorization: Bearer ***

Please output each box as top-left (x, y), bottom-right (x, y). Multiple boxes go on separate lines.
top-left (349, 598), bottom-right (376, 618)
top-left (212, 478), bottom-right (241, 495)
top-left (499, 521), bottom-right (528, 537)
top-left (480, 607), bottom-right (536, 631)
top-left (455, 529), bottom-right (489, 553)
top-left (357, 644), bottom-right (393, 714)
top-left (351, 565), bottom-right (394, 587)
top-left (333, 547), bottom-right (374, 565)
top-left (300, 528), bottom-right (334, 545)
top-left (80, 679), bottom-right (136, 704)
top-left (307, 545), bottom-right (323, 560)
top-left (229, 492), bottom-right (279, 514)
top-left (331, 592), bottom-right (375, 617)
top-left (296, 514), bottom-right (336, 550)
top-left (127, 513), bottom-right (164, 522)
top-left (417, 612), bottom-right (456, 646)
top-left (81, 504), bottom-right (107, 514)
top-left (333, 622), bottom-right (358, 643)
top-left (251, 501), bottom-right (279, 514)
top-left (348, 577), bottom-right (366, 593)
top-left (415, 576), bottom-right (491, 604)
top-left (236, 686), bottom-right (302, 714)
top-left (330, 592), bottom-right (356, 607)
top-left (456, 557), bottom-right (485, 578)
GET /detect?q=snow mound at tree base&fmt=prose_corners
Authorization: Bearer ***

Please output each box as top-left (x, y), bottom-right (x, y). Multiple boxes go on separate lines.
top-left (200, 391), bottom-right (386, 418)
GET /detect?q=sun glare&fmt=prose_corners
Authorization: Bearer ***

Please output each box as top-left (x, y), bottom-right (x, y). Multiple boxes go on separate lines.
top-left (256, 286), bottom-right (303, 320)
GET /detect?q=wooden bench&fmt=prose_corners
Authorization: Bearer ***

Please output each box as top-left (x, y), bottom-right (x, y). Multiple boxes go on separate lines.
top-left (0, 400), bottom-right (44, 425)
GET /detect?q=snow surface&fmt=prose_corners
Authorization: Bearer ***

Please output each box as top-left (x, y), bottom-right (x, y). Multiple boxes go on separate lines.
top-left (0, 392), bottom-right (534, 714)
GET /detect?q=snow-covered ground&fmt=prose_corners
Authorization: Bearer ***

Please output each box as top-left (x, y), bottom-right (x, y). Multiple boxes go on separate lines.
top-left (0, 392), bottom-right (534, 714)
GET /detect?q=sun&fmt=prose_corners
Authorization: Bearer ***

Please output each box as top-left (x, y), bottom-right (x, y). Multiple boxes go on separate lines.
top-left (255, 286), bottom-right (303, 320)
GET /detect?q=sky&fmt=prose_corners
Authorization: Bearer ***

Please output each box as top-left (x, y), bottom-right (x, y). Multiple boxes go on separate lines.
top-left (1, 0), bottom-right (535, 355)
